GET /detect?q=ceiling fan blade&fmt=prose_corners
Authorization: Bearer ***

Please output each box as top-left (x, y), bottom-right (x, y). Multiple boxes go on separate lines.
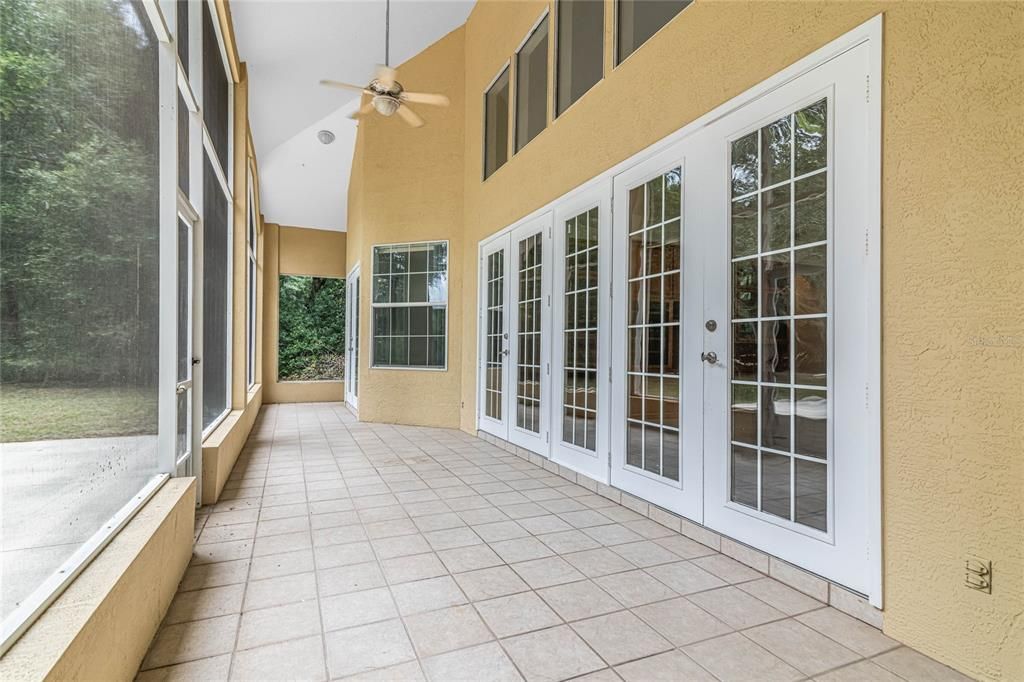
top-left (400, 92), bottom-right (449, 107)
top-left (375, 64), bottom-right (397, 90)
top-left (395, 103), bottom-right (423, 128)
top-left (320, 79), bottom-right (369, 93)
top-left (348, 100), bottom-right (375, 120)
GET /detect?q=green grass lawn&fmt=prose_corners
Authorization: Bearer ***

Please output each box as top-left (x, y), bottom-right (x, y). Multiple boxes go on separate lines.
top-left (0, 385), bottom-right (158, 443)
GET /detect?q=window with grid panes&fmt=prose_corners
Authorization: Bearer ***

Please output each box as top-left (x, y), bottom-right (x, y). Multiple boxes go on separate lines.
top-left (729, 98), bottom-right (829, 532)
top-left (561, 207), bottom-right (599, 450)
top-left (372, 242), bottom-right (448, 369)
top-left (625, 168), bottom-right (682, 481)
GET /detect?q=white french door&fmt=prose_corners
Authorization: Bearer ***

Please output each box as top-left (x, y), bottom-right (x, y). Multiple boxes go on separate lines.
top-left (610, 147), bottom-right (704, 521)
top-left (696, 40), bottom-right (877, 596)
top-left (346, 264), bottom-right (361, 409)
top-left (478, 237), bottom-right (512, 440)
top-left (474, 18), bottom-right (879, 601)
top-left (477, 213), bottom-right (552, 453)
top-left (550, 183), bottom-right (611, 482)
top-left (174, 197), bottom-right (202, 489)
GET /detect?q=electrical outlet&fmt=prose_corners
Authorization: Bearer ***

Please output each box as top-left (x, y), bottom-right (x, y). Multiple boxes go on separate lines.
top-left (964, 556), bottom-right (992, 593)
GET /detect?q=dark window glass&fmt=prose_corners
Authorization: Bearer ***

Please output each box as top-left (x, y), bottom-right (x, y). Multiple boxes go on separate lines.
top-left (202, 153), bottom-right (229, 428)
top-left (176, 0), bottom-right (189, 73)
top-left (484, 67), bottom-right (510, 179)
top-left (616, 0), bottom-right (691, 64)
top-left (557, 0), bottom-right (603, 115)
top-left (515, 15), bottom-right (549, 151)
top-left (202, 2), bottom-right (229, 168)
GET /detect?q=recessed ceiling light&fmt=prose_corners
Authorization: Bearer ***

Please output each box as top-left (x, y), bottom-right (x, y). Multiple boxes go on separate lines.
top-left (317, 129), bottom-right (336, 145)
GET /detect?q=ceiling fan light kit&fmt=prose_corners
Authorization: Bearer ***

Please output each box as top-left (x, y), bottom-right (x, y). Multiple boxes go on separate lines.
top-left (318, 0), bottom-right (449, 128)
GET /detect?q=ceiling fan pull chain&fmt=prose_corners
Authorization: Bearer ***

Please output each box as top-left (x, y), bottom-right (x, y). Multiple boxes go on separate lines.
top-left (385, 0), bottom-right (390, 68)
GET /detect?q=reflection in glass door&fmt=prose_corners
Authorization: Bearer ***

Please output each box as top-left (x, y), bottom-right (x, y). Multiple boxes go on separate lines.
top-left (551, 183), bottom-right (610, 482)
top-left (508, 216), bottom-right (551, 453)
top-left (611, 148), bottom-right (703, 521)
top-left (728, 98), bottom-right (830, 531)
top-left (477, 214), bottom-right (552, 453)
top-left (698, 35), bottom-right (879, 598)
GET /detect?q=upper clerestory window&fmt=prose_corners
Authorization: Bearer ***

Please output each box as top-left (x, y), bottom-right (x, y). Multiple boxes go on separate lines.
top-left (556, 0), bottom-right (604, 116)
top-left (616, 0), bottom-right (691, 65)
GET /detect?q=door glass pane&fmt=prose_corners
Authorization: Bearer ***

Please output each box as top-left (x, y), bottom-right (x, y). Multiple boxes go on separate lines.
top-left (728, 98), bottom-right (830, 532)
top-left (625, 168), bottom-right (681, 481)
top-left (177, 219), bottom-right (191, 383)
top-left (485, 251), bottom-right (505, 419)
top-left (516, 234), bottom-right (542, 432)
top-left (562, 208), bottom-right (599, 451)
top-left (515, 15), bottom-right (548, 151)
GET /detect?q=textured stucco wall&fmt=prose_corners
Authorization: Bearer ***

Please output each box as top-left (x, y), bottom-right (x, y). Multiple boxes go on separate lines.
top-left (345, 27), bottom-right (467, 428)
top-left (346, 1), bottom-right (1024, 677)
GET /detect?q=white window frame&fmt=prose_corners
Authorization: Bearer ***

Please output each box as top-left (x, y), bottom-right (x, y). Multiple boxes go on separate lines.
top-left (370, 240), bottom-right (450, 371)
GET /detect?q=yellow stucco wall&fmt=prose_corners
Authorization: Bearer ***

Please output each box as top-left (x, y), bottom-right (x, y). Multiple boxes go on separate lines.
top-left (346, 1), bottom-right (1023, 677)
top-left (263, 224), bottom-right (348, 404)
top-left (345, 27), bottom-right (467, 428)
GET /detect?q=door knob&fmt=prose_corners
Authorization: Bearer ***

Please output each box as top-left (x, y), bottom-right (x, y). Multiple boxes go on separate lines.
top-left (701, 351), bottom-right (718, 365)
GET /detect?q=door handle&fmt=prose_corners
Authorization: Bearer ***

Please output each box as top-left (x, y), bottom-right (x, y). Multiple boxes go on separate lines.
top-left (701, 351), bottom-right (718, 365)
top-left (191, 357), bottom-right (201, 366)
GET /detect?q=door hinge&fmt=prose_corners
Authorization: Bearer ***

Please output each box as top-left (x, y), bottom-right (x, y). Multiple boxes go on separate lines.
top-left (866, 74), bottom-right (870, 103)
top-left (546, 363), bottom-right (550, 376)
top-left (608, 366), bottom-right (612, 382)
top-left (545, 432), bottom-right (550, 443)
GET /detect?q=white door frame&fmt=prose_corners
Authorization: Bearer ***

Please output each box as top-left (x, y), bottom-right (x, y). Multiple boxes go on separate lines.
top-left (550, 180), bottom-right (612, 483)
top-left (345, 263), bottom-right (361, 410)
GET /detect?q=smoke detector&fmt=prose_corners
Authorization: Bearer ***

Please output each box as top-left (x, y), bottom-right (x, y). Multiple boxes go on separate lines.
top-left (316, 129), bottom-right (336, 145)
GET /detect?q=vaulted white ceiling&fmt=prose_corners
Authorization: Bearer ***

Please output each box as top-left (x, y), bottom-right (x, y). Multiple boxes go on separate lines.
top-left (232, 0), bottom-right (474, 231)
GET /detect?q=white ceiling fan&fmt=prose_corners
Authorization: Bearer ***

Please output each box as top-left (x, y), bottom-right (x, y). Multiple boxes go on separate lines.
top-left (319, 0), bottom-right (449, 128)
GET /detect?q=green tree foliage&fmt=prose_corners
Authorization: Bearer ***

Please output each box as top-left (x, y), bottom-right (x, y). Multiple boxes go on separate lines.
top-left (1, 0), bottom-right (160, 386)
top-left (278, 276), bottom-right (346, 382)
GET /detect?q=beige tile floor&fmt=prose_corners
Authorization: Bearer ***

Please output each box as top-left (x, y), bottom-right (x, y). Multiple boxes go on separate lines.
top-left (138, 403), bottom-right (970, 682)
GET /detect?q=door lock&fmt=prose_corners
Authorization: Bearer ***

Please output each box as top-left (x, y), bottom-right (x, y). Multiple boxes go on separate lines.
top-left (705, 319), bottom-right (717, 332)
top-left (701, 351), bottom-right (718, 365)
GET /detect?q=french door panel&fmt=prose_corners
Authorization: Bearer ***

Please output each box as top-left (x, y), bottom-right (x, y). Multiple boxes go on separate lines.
top-left (174, 216), bottom-right (195, 477)
top-left (550, 184), bottom-right (611, 482)
top-left (346, 265), bottom-right (360, 408)
top-left (506, 215), bottom-right (552, 454)
top-left (699, 42), bottom-right (875, 596)
top-left (610, 147), bottom-right (703, 522)
top-left (478, 237), bottom-right (511, 440)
